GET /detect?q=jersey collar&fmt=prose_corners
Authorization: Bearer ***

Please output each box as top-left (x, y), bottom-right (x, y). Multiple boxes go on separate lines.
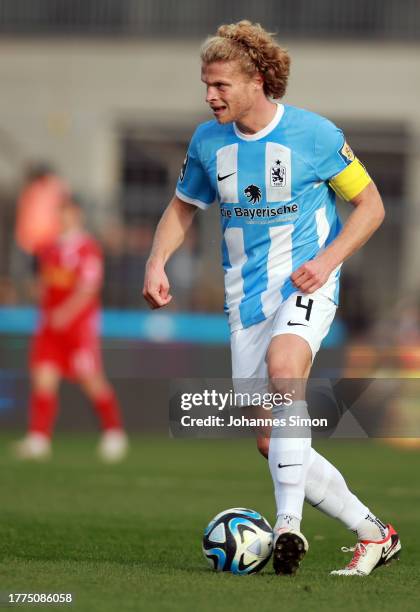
top-left (233, 103), bottom-right (284, 141)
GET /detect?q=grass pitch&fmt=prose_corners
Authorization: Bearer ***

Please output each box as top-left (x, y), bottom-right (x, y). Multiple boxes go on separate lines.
top-left (0, 434), bottom-right (418, 612)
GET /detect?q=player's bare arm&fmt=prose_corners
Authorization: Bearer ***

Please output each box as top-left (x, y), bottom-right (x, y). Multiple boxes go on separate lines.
top-left (143, 195), bottom-right (197, 309)
top-left (49, 286), bottom-right (98, 330)
top-left (292, 181), bottom-right (385, 294)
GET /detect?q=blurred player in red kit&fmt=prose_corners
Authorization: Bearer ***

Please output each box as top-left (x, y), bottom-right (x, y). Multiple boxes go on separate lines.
top-left (14, 194), bottom-right (128, 462)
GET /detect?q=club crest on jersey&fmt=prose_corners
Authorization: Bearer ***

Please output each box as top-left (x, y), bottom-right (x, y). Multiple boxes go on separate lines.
top-left (271, 159), bottom-right (287, 187)
top-left (339, 141), bottom-right (355, 164)
top-left (244, 184), bottom-right (262, 204)
top-left (179, 153), bottom-right (188, 182)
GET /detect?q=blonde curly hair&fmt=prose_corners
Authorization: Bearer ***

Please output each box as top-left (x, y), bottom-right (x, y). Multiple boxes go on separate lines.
top-left (200, 20), bottom-right (290, 99)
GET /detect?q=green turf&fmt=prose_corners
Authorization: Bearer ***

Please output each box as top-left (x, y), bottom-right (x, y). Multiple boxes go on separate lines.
top-left (0, 434), bottom-right (418, 611)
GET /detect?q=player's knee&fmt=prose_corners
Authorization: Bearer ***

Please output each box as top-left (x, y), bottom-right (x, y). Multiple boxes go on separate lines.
top-left (268, 363), bottom-right (298, 395)
top-left (80, 374), bottom-right (111, 399)
top-left (256, 437), bottom-right (269, 458)
top-left (268, 363), bottom-right (296, 379)
top-left (31, 366), bottom-right (60, 394)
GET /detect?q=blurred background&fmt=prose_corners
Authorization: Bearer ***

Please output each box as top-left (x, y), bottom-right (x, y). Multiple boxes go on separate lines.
top-left (0, 0), bottom-right (420, 434)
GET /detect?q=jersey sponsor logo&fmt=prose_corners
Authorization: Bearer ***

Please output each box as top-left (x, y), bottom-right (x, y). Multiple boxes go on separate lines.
top-left (41, 265), bottom-right (76, 288)
top-left (220, 202), bottom-right (299, 220)
top-left (217, 171), bottom-right (236, 182)
top-left (271, 159), bottom-right (287, 187)
top-left (244, 184), bottom-right (262, 204)
top-left (339, 141), bottom-right (355, 164)
top-left (179, 154), bottom-right (188, 182)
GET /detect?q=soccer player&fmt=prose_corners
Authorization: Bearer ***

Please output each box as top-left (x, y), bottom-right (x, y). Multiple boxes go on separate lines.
top-left (143, 21), bottom-right (400, 576)
top-left (14, 195), bottom-right (128, 463)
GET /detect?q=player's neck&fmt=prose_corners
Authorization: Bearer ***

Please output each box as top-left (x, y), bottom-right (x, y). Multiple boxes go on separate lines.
top-left (234, 99), bottom-right (278, 135)
top-left (60, 226), bottom-right (84, 241)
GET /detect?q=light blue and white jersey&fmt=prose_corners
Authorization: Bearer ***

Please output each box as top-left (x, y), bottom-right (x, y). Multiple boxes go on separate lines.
top-left (176, 104), bottom-right (353, 331)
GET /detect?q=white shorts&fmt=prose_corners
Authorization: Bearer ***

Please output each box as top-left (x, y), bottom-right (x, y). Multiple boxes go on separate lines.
top-left (231, 292), bottom-right (336, 397)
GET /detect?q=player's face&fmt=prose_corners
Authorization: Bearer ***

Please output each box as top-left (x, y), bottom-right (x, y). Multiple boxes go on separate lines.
top-left (58, 201), bottom-right (82, 233)
top-left (201, 61), bottom-right (259, 124)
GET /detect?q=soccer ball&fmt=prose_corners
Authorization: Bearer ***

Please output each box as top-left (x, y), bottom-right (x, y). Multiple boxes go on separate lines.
top-left (202, 508), bottom-right (273, 575)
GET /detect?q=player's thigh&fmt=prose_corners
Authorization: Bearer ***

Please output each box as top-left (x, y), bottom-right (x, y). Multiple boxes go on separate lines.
top-left (68, 336), bottom-right (103, 381)
top-left (267, 334), bottom-right (312, 398)
top-left (30, 329), bottom-right (65, 373)
top-left (261, 336), bottom-right (312, 453)
top-left (267, 292), bottom-right (337, 393)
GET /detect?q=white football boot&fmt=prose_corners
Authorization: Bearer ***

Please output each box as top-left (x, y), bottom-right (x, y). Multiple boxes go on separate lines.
top-left (273, 528), bottom-right (309, 575)
top-left (331, 524), bottom-right (401, 576)
top-left (97, 429), bottom-right (128, 463)
top-left (13, 432), bottom-right (51, 461)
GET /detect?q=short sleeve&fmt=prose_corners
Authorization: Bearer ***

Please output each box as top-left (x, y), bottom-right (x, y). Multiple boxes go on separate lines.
top-left (314, 118), bottom-right (353, 181)
top-left (175, 128), bottom-right (216, 210)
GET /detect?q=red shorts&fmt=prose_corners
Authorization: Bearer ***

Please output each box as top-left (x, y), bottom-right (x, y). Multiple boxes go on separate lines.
top-left (30, 325), bottom-right (102, 379)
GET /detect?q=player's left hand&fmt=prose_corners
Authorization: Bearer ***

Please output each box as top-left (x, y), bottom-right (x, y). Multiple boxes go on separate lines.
top-left (291, 257), bottom-right (333, 294)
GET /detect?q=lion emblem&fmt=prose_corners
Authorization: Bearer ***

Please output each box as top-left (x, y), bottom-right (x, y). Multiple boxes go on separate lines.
top-left (244, 184), bottom-right (262, 204)
top-left (271, 160), bottom-right (286, 186)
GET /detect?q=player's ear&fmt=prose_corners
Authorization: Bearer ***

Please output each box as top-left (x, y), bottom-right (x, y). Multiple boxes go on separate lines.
top-left (252, 72), bottom-right (264, 91)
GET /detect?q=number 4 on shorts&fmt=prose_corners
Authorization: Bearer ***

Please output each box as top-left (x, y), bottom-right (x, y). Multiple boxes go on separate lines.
top-left (296, 296), bottom-right (313, 321)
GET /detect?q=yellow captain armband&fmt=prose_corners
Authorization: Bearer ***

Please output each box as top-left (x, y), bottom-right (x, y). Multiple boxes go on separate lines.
top-left (329, 158), bottom-right (372, 201)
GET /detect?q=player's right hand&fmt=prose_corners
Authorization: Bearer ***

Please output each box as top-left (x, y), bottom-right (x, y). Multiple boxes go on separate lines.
top-left (143, 259), bottom-right (173, 309)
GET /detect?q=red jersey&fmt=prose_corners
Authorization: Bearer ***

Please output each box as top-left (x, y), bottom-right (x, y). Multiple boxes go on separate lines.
top-left (38, 231), bottom-right (103, 332)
